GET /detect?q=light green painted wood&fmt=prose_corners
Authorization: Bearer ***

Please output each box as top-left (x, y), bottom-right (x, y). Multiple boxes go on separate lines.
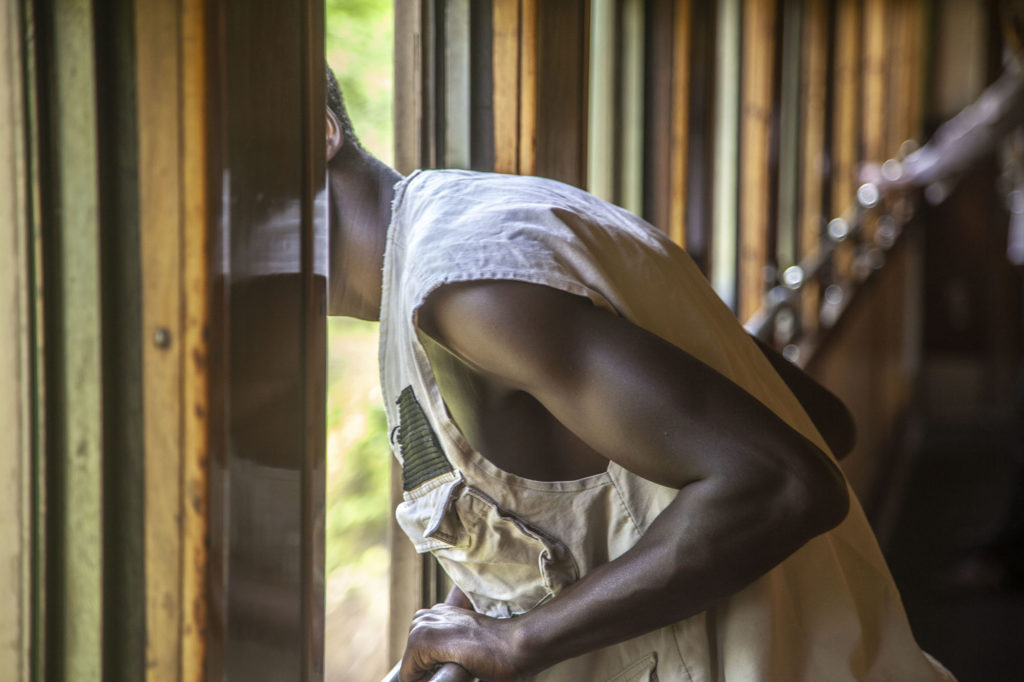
top-left (587, 0), bottom-right (614, 202)
top-left (712, 0), bottom-right (741, 309)
top-left (52, 0), bottom-right (104, 679)
top-left (620, 0), bottom-right (645, 216)
top-left (0, 1), bottom-right (32, 679)
top-left (444, 0), bottom-right (471, 168)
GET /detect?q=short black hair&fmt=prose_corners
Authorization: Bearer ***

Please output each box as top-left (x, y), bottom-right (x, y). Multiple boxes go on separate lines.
top-left (326, 63), bottom-right (361, 151)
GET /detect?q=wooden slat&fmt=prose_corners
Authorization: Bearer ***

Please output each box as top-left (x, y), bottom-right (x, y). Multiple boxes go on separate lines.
top-left (799, 0), bottom-right (830, 339)
top-left (904, 0), bottom-right (927, 146)
top-left (395, 0), bottom-right (426, 174)
top-left (668, 0), bottom-right (691, 248)
top-left (862, 0), bottom-right (886, 163)
top-left (711, 0), bottom-right (742, 308)
top-left (885, 0), bottom-right (907, 154)
top-left (135, 0), bottom-right (184, 676)
top-left (492, 0), bottom-right (588, 185)
top-left (830, 0), bottom-right (861, 281)
top-left (776, 0), bottom-right (803, 271)
top-left (738, 0), bottom-right (778, 321)
top-left (588, 0), bottom-right (615, 201)
top-left (518, 0), bottom-right (537, 176)
top-left (531, 0), bottom-right (588, 185)
top-left (830, 0), bottom-right (860, 215)
top-left (136, 0), bottom-right (212, 678)
top-left (620, 0), bottom-right (645, 214)
top-left (861, 0), bottom-right (886, 244)
top-left (685, 0), bottom-right (716, 270)
top-left (180, 0), bottom-right (210, 677)
top-left (445, 0), bottom-right (472, 168)
top-left (492, 0), bottom-right (521, 174)
top-left (390, 1), bottom-right (429, 662)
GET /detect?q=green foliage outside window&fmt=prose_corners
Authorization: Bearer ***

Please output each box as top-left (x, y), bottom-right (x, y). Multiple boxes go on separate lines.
top-left (324, 2), bottom-right (393, 678)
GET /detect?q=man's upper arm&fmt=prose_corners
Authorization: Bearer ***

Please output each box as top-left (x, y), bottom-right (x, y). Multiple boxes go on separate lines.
top-left (417, 279), bottom-right (847, 508)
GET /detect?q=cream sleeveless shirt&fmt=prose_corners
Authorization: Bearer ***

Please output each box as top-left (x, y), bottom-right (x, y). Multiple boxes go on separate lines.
top-left (379, 170), bottom-right (953, 682)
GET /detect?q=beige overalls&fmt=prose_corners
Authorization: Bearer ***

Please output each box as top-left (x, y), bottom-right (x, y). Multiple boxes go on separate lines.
top-left (380, 170), bottom-right (955, 681)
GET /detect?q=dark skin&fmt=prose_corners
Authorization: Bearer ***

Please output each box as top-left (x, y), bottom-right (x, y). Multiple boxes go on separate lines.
top-left (326, 110), bottom-right (853, 682)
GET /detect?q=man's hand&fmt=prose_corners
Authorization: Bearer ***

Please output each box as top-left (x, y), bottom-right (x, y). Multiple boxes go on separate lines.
top-left (399, 604), bottom-right (525, 682)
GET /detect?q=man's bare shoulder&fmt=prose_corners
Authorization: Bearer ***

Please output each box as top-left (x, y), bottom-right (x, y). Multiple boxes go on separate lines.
top-left (416, 279), bottom-right (601, 389)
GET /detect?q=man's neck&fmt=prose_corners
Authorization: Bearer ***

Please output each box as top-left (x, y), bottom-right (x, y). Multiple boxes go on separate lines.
top-left (327, 148), bottom-right (402, 320)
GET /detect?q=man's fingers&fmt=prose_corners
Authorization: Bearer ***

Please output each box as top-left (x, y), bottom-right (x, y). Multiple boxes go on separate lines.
top-left (427, 663), bottom-right (472, 682)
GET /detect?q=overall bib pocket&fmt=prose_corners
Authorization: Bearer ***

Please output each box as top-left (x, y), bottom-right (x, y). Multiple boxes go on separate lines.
top-left (396, 478), bottom-right (580, 618)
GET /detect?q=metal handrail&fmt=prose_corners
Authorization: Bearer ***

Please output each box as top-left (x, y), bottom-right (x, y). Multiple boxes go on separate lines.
top-left (744, 162), bottom-right (919, 364)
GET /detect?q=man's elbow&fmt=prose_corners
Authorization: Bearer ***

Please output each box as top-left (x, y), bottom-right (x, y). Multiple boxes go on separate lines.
top-left (788, 452), bottom-right (850, 539)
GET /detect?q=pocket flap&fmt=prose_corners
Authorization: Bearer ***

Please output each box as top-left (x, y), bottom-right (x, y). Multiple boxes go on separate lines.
top-left (394, 472), bottom-right (463, 553)
top-left (431, 486), bottom-right (580, 618)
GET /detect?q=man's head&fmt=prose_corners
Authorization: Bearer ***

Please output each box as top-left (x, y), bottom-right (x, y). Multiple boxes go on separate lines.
top-left (326, 64), bottom-right (361, 159)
